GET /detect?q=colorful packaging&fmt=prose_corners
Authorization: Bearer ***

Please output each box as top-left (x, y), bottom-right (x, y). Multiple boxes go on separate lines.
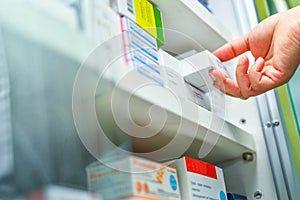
top-left (174, 156), bottom-right (227, 200)
top-left (86, 155), bottom-right (181, 200)
top-left (26, 185), bottom-right (101, 200)
top-left (113, 0), bottom-right (165, 46)
top-left (121, 16), bottom-right (165, 86)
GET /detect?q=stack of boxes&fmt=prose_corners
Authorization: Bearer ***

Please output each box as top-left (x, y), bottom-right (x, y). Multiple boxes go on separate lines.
top-left (116, 0), bottom-right (166, 87)
top-left (121, 16), bottom-right (164, 86)
top-left (86, 156), bottom-right (235, 200)
top-left (88, 0), bottom-right (166, 87)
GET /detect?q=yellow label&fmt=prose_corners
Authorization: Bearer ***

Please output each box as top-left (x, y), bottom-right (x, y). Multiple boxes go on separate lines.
top-left (134, 0), bottom-right (157, 38)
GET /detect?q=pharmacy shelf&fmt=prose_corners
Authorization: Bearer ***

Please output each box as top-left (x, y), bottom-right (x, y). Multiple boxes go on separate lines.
top-left (3, 0), bottom-right (254, 164)
top-left (95, 76), bottom-right (256, 164)
top-left (151, 0), bottom-right (232, 54)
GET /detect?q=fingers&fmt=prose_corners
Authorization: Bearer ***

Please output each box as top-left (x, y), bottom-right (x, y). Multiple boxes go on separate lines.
top-left (213, 34), bottom-right (250, 62)
top-left (235, 56), bottom-right (266, 99)
top-left (209, 68), bottom-right (242, 98)
top-left (209, 56), bottom-right (266, 99)
top-left (249, 57), bottom-right (282, 94)
top-left (236, 55), bottom-right (251, 99)
top-left (209, 55), bottom-right (283, 99)
top-left (249, 57), bottom-right (265, 91)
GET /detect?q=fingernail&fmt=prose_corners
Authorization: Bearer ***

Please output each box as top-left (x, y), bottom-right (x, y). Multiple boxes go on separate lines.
top-left (256, 57), bottom-right (264, 65)
top-left (209, 69), bottom-right (216, 81)
top-left (238, 55), bottom-right (245, 65)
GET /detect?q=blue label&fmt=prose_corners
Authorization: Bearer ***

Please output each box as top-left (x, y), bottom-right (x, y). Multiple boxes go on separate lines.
top-left (220, 190), bottom-right (227, 200)
top-left (169, 175), bottom-right (177, 191)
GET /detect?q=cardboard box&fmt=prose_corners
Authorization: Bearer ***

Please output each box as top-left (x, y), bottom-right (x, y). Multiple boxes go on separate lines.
top-left (180, 50), bottom-right (232, 111)
top-left (112, 0), bottom-right (165, 46)
top-left (86, 156), bottom-right (181, 200)
top-left (26, 185), bottom-right (101, 200)
top-left (121, 16), bottom-right (165, 86)
top-left (158, 49), bottom-right (230, 111)
top-left (174, 156), bottom-right (227, 200)
top-left (180, 50), bottom-right (232, 91)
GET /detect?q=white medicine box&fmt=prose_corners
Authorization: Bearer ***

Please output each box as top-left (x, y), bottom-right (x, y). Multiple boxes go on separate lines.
top-left (174, 156), bottom-right (227, 200)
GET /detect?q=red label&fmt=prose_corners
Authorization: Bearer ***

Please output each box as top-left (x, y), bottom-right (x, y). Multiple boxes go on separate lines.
top-left (185, 157), bottom-right (217, 179)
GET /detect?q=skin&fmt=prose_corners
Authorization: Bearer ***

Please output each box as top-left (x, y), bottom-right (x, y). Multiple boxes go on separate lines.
top-left (209, 6), bottom-right (300, 99)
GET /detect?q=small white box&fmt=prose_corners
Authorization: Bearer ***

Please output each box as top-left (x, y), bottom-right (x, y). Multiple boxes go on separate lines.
top-left (180, 50), bottom-right (231, 111)
top-left (159, 50), bottom-right (223, 111)
top-left (87, 155), bottom-right (181, 200)
top-left (181, 50), bottom-right (232, 93)
top-left (174, 156), bottom-right (227, 200)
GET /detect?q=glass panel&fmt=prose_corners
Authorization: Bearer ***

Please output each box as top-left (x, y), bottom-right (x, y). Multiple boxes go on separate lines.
top-left (288, 66), bottom-right (300, 136)
top-left (287, 66), bottom-right (300, 184)
top-left (276, 65), bottom-right (300, 188)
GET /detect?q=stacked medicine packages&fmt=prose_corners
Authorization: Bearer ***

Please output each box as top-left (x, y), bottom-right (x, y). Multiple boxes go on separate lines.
top-left (86, 155), bottom-right (181, 200)
top-left (86, 0), bottom-right (165, 87)
top-left (114, 0), bottom-right (165, 86)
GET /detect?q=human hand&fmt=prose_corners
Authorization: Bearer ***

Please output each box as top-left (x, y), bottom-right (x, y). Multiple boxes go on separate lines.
top-left (210, 6), bottom-right (300, 99)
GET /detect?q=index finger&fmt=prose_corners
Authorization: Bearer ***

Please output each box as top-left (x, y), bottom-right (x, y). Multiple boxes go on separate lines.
top-left (213, 34), bottom-right (250, 62)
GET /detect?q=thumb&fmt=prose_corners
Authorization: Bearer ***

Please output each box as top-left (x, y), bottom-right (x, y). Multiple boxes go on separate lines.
top-left (249, 57), bottom-right (265, 91)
